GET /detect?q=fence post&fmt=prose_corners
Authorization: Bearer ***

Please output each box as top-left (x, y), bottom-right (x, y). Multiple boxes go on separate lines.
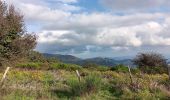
top-left (128, 65), bottom-right (133, 84)
top-left (1, 67), bottom-right (10, 86)
top-left (76, 70), bottom-right (81, 82)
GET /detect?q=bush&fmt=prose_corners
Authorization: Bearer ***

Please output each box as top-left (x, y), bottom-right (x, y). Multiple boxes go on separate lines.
top-left (84, 73), bottom-right (102, 92)
top-left (67, 73), bottom-right (102, 96)
top-left (46, 57), bottom-right (60, 63)
top-left (28, 51), bottom-right (46, 63)
top-left (67, 78), bottom-right (85, 96)
top-left (110, 64), bottom-right (129, 73)
top-left (110, 64), bottom-right (140, 74)
top-left (133, 52), bottom-right (168, 74)
top-left (131, 67), bottom-right (140, 74)
top-left (95, 66), bottom-right (110, 71)
top-left (83, 63), bottom-right (110, 71)
top-left (16, 62), bottom-right (42, 69)
top-left (83, 63), bottom-right (98, 69)
top-left (50, 63), bottom-right (82, 71)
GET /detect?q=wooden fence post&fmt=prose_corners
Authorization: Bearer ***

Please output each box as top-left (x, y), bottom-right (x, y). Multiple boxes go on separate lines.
top-left (1, 67), bottom-right (10, 85)
top-left (128, 65), bottom-right (133, 84)
top-left (76, 70), bottom-right (81, 82)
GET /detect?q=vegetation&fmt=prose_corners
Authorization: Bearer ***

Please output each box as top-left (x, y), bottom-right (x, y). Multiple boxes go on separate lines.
top-left (16, 62), bottom-right (42, 69)
top-left (133, 52), bottom-right (168, 74)
top-left (83, 62), bottom-right (110, 71)
top-left (1, 1), bottom-right (170, 100)
top-left (110, 64), bottom-right (129, 72)
top-left (0, 1), bottom-right (36, 67)
top-left (50, 63), bottom-right (82, 71)
top-left (28, 51), bottom-right (46, 63)
top-left (0, 67), bottom-right (170, 99)
top-left (67, 73), bottom-right (102, 96)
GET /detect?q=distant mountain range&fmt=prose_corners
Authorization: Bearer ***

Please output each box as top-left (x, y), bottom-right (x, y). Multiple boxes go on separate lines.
top-left (43, 53), bottom-right (134, 67)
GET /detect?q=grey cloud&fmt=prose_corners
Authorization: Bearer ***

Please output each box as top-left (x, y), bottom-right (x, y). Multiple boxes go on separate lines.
top-left (37, 18), bottom-right (170, 55)
top-left (100, 0), bottom-right (170, 12)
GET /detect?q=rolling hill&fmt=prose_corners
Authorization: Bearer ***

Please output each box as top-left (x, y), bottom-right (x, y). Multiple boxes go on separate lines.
top-left (43, 53), bottom-right (133, 67)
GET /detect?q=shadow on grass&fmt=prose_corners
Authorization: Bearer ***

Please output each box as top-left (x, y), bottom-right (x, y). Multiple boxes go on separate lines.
top-left (108, 85), bottom-right (123, 98)
top-left (51, 89), bottom-right (74, 99)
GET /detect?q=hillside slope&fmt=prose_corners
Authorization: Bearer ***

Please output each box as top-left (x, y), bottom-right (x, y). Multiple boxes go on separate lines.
top-left (43, 53), bottom-right (133, 66)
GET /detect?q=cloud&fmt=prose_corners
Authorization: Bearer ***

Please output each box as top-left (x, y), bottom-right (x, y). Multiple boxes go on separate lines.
top-left (6, 0), bottom-right (81, 23)
top-left (37, 18), bottom-right (170, 55)
top-left (19, 3), bottom-right (71, 23)
top-left (4, 0), bottom-right (170, 57)
top-left (100, 0), bottom-right (170, 12)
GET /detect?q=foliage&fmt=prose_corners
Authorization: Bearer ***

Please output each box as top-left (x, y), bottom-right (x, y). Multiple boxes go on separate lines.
top-left (16, 62), bottom-right (42, 69)
top-left (0, 68), bottom-right (170, 99)
top-left (0, 1), bottom-right (36, 67)
top-left (133, 52), bottom-right (168, 74)
top-left (46, 57), bottom-right (60, 63)
top-left (83, 63), bottom-right (99, 69)
top-left (67, 73), bottom-right (102, 96)
top-left (28, 51), bottom-right (46, 62)
top-left (110, 64), bottom-right (140, 74)
top-left (84, 73), bottom-right (102, 92)
top-left (95, 66), bottom-right (110, 71)
top-left (50, 63), bottom-right (82, 71)
top-left (83, 62), bottom-right (110, 71)
top-left (110, 64), bottom-right (129, 72)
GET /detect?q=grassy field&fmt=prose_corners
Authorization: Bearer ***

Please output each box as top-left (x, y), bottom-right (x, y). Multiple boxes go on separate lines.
top-left (0, 63), bottom-right (170, 100)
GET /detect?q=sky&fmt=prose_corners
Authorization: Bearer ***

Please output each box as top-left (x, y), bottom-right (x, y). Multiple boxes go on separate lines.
top-left (4, 0), bottom-right (170, 58)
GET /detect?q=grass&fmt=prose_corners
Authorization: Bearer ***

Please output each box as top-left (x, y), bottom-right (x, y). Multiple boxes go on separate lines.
top-left (16, 62), bottom-right (42, 69)
top-left (50, 63), bottom-right (82, 71)
top-left (66, 73), bottom-right (102, 96)
top-left (0, 63), bottom-right (170, 99)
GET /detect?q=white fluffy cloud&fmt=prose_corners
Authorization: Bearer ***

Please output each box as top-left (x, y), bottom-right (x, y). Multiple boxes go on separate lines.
top-left (37, 18), bottom-right (170, 55)
top-left (20, 3), bottom-right (71, 22)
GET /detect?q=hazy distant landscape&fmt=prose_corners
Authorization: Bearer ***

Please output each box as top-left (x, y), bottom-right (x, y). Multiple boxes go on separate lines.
top-left (43, 53), bottom-right (134, 66)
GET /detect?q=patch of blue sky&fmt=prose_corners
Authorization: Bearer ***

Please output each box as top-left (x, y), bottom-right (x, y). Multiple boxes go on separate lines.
top-left (26, 24), bottom-right (41, 33)
top-left (75, 0), bottom-right (106, 12)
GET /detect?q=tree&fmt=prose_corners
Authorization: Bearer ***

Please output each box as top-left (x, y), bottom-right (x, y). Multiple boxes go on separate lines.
top-left (0, 1), bottom-right (36, 67)
top-left (27, 51), bottom-right (46, 63)
top-left (133, 52), bottom-right (168, 74)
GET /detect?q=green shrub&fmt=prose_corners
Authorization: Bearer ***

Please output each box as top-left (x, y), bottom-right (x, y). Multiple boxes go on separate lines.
top-left (110, 64), bottom-right (140, 74)
top-left (67, 73), bottom-right (102, 96)
top-left (110, 64), bottom-right (129, 72)
top-left (140, 66), bottom-right (167, 74)
top-left (95, 66), bottom-right (110, 71)
top-left (83, 63), bottom-right (110, 71)
top-left (83, 63), bottom-right (98, 69)
top-left (28, 51), bottom-right (46, 63)
top-left (50, 63), bottom-right (82, 71)
top-left (131, 67), bottom-right (140, 74)
top-left (84, 73), bottom-right (102, 92)
top-left (67, 78), bottom-right (85, 96)
top-left (16, 62), bottom-right (42, 69)
top-left (46, 57), bottom-right (60, 63)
